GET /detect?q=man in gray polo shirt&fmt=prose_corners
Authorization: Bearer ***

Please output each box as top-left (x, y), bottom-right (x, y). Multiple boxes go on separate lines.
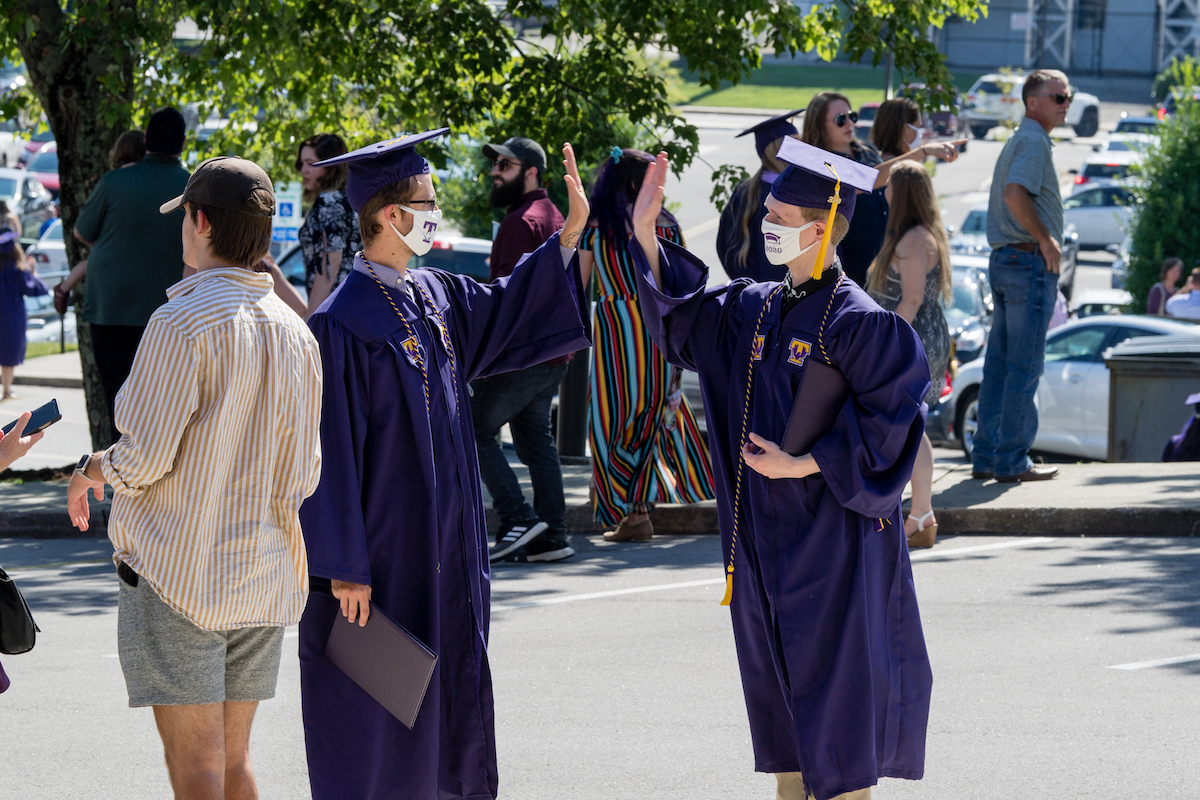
top-left (973, 70), bottom-right (1071, 483)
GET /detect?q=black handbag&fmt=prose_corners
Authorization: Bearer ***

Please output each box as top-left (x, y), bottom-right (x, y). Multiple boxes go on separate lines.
top-left (0, 565), bottom-right (40, 655)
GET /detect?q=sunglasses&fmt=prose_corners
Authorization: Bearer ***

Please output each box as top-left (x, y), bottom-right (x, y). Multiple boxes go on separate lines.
top-left (834, 111), bottom-right (860, 127)
top-left (493, 158), bottom-right (526, 172)
top-left (1035, 92), bottom-right (1074, 105)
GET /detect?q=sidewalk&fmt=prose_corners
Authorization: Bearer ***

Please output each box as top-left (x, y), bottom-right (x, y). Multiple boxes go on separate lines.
top-left (13, 351), bottom-right (83, 389)
top-left (5, 457), bottom-right (1200, 539)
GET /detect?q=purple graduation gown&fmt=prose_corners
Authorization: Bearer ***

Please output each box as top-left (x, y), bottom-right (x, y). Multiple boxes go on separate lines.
top-left (299, 235), bottom-right (589, 800)
top-left (631, 237), bottom-right (932, 800)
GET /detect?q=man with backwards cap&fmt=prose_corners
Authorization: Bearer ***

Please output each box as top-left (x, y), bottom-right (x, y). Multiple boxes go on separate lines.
top-left (716, 109), bottom-right (802, 283)
top-left (630, 139), bottom-right (933, 800)
top-left (297, 130), bottom-right (591, 799)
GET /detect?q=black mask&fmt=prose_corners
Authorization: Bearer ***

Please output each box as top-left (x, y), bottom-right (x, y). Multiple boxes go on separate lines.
top-left (488, 171), bottom-right (527, 209)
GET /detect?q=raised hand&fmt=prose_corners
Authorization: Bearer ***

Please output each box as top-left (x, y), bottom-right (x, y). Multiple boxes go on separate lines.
top-left (560, 142), bottom-right (590, 250)
top-left (632, 151), bottom-right (669, 242)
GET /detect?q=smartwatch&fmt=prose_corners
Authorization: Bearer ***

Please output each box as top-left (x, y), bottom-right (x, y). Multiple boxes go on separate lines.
top-left (76, 453), bottom-right (92, 479)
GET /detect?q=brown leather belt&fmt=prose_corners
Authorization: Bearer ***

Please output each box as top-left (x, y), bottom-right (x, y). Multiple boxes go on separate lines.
top-left (1002, 242), bottom-right (1039, 253)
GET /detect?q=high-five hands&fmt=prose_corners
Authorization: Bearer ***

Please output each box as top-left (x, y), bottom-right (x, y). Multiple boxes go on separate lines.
top-left (559, 143), bottom-right (590, 250)
top-left (631, 151), bottom-right (670, 278)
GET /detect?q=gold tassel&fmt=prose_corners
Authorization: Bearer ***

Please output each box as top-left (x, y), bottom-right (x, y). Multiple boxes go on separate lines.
top-left (811, 164), bottom-right (842, 281)
top-left (720, 565), bottom-right (734, 606)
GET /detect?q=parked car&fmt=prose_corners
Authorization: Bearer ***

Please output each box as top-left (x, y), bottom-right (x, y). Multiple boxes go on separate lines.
top-left (854, 102), bottom-right (879, 142)
top-left (1062, 182), bottom-right (1135, 248)
top-left (26, 141), bottom-right (59, 196)
top-left (900, 82), bottom-right (965, 143)
top-left (1070, 288), bottom-right (1132, 318)
top-left (272, 234), bottom-right (493, 303)
top-left (1094, 133), bottom-right (1154, 155)
top-left (1158, 86), bottom-right (1200, 120)
top-left (946, 260), bottom-right (993, 364)
top-left (0, 117), bottom-right (26, 168)
top-left (1071, 149), bottom-right (1142, 186)
top-left (24, 292), bottom-right (76, 345)
top-left (962, 73), bottom-right (1100, 139)
top-left (0, 166), bottom-right (55, 237)
top-left (947, 315), bottom-right (1198, 461)
top-left (1109, 234), bottom-right (1131, 289)
top-left (26, 218), bottom-right (68, 276)
top-left (947, 202), bottom-right (1080, 297)
top-left (1113, 115), bottom-right (1162, 135)
top-left (16, 128), bottom-right (53, 169)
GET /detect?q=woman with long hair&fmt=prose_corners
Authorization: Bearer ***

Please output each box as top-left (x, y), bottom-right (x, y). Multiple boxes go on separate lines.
top-left (871, 96), bottom-right (925, 161)
top-left (803, 91), bottom-right (964, 287)
top-left (295, 133), bottom-right (362, 313)
top-left (0, 226), bottom-right (47, 400)
top-left (716, 110), bottom-right (801, 282)
top-left (867, 161), bottom-right (953, 548)
top-left (1148, 257), bottom-right (1183, 315)
top-left (577, 147), bottom-right (715, 541)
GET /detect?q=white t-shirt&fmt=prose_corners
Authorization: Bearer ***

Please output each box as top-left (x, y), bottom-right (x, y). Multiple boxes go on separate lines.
top-left (1165, 290), bottom-right (1200, 321)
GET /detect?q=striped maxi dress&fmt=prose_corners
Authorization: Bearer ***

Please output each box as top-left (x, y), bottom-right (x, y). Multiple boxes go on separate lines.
top-left (580, 223), bottom-right (715, 527)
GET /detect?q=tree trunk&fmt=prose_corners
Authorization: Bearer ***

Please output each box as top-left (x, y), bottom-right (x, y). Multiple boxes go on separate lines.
top-left (15, 0), bottom-right (138, 449)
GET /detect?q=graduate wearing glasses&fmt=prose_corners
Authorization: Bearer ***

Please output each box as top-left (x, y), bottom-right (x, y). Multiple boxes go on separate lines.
top-left (630, 139), bottom-right (933, 800)
top-left (297, 130), bottom-right (591, 799)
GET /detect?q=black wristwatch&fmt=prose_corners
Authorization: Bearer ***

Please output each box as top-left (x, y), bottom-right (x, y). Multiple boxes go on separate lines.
top-left (76, 453), bottom-right (92, 479)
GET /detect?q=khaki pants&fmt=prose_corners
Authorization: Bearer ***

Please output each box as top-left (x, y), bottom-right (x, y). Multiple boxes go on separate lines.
top-left (775, 772), bottom-right (872, 800)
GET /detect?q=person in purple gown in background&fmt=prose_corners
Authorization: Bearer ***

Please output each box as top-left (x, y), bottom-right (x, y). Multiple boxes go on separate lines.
top-left (297, 130), bottom-right (591, 800)
top-left (628, 139), bottom-right (932, 800)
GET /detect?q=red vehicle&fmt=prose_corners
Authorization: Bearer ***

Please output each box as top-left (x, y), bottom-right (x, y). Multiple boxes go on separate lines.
top-left (17, 128), bottom-right (53, 169)
top-left (27, 141), bottom-right (58, 196)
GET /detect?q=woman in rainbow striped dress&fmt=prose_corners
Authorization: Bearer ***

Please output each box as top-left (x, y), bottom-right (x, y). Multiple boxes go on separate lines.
top-left (577, 148), bottom-right (715, 541)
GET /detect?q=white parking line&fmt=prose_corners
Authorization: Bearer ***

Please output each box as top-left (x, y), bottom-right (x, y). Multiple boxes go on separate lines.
top-left (910, 537), bottom-right (1055, 560)
top-left (492, 538), bottom-right (1054, 611)
top-left (1108, 653), bottom-right (1200, 671)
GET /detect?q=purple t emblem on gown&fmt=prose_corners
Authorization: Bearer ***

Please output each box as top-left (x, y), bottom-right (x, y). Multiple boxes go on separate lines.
top-left (630, 236), bottom-right (933, 800)
top-left (299, 234), bottom-right (589, 800)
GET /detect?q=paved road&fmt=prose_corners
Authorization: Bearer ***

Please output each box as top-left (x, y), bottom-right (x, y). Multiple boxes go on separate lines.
top-left (3, 534), bottom-right (1198, 799)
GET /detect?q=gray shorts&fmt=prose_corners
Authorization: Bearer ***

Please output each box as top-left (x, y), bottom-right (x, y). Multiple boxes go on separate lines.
top-left (116, 565), bottom-right (284, 708)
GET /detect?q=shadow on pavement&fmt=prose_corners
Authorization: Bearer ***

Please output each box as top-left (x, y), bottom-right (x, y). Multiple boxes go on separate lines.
top-left (13, 561), bottom-right (117, 617)
top-left (1025, 538), bottom-right (1200, 661)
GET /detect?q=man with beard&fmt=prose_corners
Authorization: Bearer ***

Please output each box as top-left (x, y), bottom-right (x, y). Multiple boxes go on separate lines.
top-left (472, 137), bottom-right (575, 562)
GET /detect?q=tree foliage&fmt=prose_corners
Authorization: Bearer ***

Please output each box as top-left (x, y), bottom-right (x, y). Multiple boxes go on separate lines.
top-left (1152, 56), bottom-right (1200, 105)
top-left (1125, 97), bottom-right (1200, 314)
top-left (0, 0), bottom-right (987, 445)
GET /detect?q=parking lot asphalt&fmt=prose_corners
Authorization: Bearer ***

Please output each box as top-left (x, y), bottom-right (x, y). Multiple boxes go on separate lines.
top-left (2, 533), bottom-right (1198, 799)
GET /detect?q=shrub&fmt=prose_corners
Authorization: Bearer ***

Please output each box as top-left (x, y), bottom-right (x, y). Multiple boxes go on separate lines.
top-left (1125, 98), bottom-right (1200, 313)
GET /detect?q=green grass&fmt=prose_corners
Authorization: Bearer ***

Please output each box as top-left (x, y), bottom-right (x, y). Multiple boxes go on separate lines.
top-left (674, 61), bottom-right (985, 112)
top-left (25, 341), bottom-right (78, 360)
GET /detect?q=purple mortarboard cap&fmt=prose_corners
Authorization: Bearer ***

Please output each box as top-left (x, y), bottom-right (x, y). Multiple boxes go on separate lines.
top-left (314, 127), bottom-right (450, 213)
top-left (770, 138), bottom-right (879, 223)
top-left (1186, 392), bottom-right (1200, 405)
top-left (736, 109), bottom-right (802, 159)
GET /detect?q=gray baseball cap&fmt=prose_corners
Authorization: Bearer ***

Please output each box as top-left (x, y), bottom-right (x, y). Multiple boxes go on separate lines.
top-left (160, 156), bottom-right (275, 217)
top-left (482, 137), bottom-right (547, 172)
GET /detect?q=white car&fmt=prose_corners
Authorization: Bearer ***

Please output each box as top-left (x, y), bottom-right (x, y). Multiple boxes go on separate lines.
top-left (26, 218), bottom-right (68, 277)
top-left (948, 203), bottom-right (989, 256)
top-left (1071, 149), bottom-right (1142, 187)
top-left (962, 72), bottom-right (1100, 139)
top-left (0, 118), bottom-right (26, 169)
top-left (949, 315), bottom-right (1198, 461)
top-left (1095, 133), bottom-right (1154, 155)
top-left (0, 166), bottom-right (56, 238)
top-left (1062, 183), bottom-right (1135, 248)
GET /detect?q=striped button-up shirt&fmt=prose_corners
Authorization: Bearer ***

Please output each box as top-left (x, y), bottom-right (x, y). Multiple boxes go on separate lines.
top-left (101, 267), bottom-right (323, 631)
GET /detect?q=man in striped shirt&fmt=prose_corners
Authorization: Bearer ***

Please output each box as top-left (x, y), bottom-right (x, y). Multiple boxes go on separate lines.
top-left (66, 157), bottom-right (322, 800)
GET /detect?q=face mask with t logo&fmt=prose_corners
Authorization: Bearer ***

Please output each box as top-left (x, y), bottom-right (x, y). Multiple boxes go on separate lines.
top-left (390, 206), bottom-right (443, 257)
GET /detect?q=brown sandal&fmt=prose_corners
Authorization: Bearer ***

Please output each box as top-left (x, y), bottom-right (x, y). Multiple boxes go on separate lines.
top-left (905, 511), bottom-right (937, 549)
top-left (602, 515), bottom-right (654, 543)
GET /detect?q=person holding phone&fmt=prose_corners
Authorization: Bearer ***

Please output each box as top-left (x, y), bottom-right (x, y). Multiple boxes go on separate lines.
top-left (0, 412), bottom-right (44, 471)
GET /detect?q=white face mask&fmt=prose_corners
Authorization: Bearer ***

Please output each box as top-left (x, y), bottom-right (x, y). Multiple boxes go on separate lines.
top-left (906, 122), bottom-right (926, 147)
top-left (390, 206), bottom-right (443, 257)
top-left (761, 218), bottom-right (818, 265)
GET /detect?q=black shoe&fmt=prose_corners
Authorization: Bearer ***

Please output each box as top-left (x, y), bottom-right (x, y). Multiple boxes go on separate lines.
top-left (507, 531), bottom-right (575, 563)
top-left (971, 470), bottom-right (994, 480)
top-left (995, 465), bottom-right (1059, 483)
top-left (490, 520), bottom-right (548, 563)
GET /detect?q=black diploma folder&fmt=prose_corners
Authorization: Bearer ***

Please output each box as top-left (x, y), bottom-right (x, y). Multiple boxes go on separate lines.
top-left (780, 359), bottom-right (851, 456)
top-left (324, 601), bottom-right (438, 729)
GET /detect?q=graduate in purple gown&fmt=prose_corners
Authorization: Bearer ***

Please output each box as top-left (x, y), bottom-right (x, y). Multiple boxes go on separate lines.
top-left (297, 130), bottom-right (591, 800)
top-left (629, 140), bottom-right (933, 800)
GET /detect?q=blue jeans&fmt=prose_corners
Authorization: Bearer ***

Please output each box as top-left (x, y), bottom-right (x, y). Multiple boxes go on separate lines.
top-left (470, 362), bottom-right (570, 534)
top-left (972, 247), bottom-right (1057, 477)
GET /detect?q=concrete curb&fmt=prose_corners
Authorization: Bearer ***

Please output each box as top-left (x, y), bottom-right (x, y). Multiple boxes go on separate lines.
top-left (13, 375), bottom-right (84, 389)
